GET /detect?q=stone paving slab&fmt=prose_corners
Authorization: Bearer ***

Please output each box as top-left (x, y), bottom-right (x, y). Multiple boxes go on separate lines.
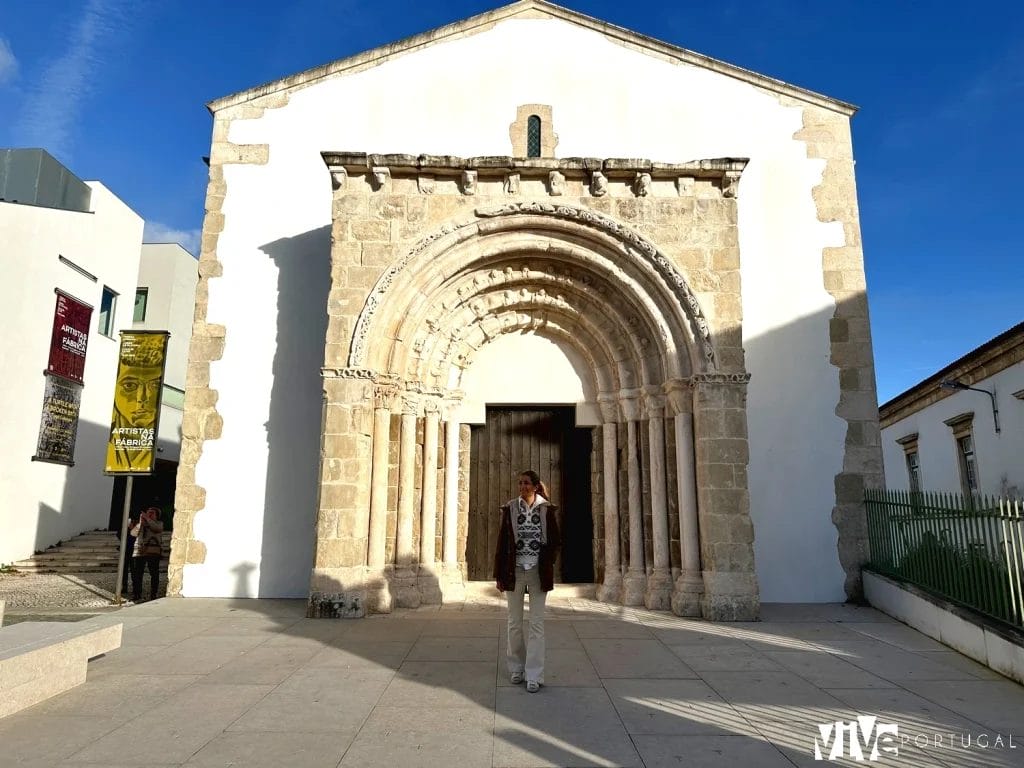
top-left (0, 597), bottom-right (1022, 767)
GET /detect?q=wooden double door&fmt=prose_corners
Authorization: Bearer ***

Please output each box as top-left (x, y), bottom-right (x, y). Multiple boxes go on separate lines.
top-left (467, 406), bottom-right (593, 582)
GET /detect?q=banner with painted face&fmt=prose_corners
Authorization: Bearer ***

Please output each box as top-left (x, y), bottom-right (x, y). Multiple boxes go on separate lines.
top-left (104, 331), bottom-right (170, 475)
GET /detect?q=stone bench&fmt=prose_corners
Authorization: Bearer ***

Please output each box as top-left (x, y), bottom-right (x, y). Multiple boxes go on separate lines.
top-left (0, 618), bottom-right (122, 718)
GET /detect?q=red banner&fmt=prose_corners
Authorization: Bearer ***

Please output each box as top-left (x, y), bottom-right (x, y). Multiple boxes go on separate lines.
top-left (47, 291), bottom-right (92, 384)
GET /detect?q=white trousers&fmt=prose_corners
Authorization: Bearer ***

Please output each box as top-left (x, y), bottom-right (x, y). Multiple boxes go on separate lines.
top-left (506, 565), bottom-right (547, 684)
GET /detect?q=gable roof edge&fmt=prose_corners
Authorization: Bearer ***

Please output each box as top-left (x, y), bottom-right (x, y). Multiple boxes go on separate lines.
top-left (207, 0), bottom-right (857, 116)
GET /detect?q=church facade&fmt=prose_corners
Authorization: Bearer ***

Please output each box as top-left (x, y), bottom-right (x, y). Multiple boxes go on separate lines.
top-left (169, 1), bottom-right (883, 620)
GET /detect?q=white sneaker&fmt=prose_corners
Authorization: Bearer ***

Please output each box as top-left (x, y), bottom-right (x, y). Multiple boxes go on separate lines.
top-left (510, 672), bottom-right (524, 684)
top-left (526, 681), bottom-right (540, 693)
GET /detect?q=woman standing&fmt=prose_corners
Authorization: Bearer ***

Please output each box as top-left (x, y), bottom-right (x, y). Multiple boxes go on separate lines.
top-left (494, 470), bottom-right (561, 693)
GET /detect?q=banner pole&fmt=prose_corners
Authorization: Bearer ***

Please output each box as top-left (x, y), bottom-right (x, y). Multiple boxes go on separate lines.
top-left (113, 475), bottom-right (134, 605)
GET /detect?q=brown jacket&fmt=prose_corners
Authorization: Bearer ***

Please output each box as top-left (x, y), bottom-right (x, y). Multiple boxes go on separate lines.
top-left (494, 499), bottom-right (560, 592)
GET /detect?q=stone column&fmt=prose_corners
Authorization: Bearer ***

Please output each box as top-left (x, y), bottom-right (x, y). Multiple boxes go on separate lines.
top-left (392, 390), bottom-right (420, 608)
top-left (596, 395), bottom-right (622, 604)
top-left (441, 397), bottom-right (466, 601)
top-left (693, 374), bottom-right (759, 621)
top-left (644, 386), bottom-right (672, 610)
top-left (366, 381), bottom-right (397, 613)
top-left (665, 378), bottom-right (703, 616)
top-left (308, 373), bottom-right (374, 618)
top-left (620, 389), bottom-right (646, 606)
top-left (418, 398), bottom-right (443, 604)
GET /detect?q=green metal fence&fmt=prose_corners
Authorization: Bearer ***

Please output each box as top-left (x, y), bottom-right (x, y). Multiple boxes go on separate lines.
top-left (865, 489), bottom-right (1024, 629)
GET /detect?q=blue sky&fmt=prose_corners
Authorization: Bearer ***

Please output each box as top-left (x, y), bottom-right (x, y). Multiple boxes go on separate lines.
top-left (1, 1), bottom-right (1021, 403)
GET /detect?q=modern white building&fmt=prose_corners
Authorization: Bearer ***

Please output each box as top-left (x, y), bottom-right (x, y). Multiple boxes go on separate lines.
top-left (880, 322), bottom-right (1024, 498)
top-left (0, 149), bottom-right (144, 565)
top-left (173, 0), bottom-right (883, 617)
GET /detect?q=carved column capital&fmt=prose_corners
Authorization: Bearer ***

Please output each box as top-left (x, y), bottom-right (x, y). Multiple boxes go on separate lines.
top-left (401, 389), bottom-right (421, 416)
top-left (663, 378), bottom-right (694, 415)
top-left (597, 393), bottom-right (620, 424)
top-left (642, 385), bottom-right (665, 419)
top-left (373, 383), bottom-right (400, 410)
top-left (619, 388), bottom-right (643, 421)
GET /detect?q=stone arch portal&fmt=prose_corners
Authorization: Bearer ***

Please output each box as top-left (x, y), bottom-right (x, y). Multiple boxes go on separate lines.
top-left (310, 154), bottom-right (760, 622)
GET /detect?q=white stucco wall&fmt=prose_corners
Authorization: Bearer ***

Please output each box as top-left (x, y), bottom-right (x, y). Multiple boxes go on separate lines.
top-left (0, 184), bottom-right (143, 564)
top-left (188, 16), bottom-right (852, 599)
top-left (135, 243), bottom-right (198, 463)
top-left (882, 363), bottom-right (1024, 497)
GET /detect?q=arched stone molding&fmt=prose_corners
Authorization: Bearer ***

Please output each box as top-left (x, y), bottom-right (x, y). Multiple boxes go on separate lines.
top-left (379, 232), bottom-right (685, 388)
top-left (410, 278), bottom-right (645, 394)
top-left (349, 204), bottom-right (719, 381)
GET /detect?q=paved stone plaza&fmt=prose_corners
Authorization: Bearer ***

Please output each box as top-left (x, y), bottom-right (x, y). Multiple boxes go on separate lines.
top-left (2, 595), bottom-right (1023, 767)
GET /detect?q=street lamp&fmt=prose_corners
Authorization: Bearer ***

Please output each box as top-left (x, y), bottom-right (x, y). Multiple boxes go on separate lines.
top-left (940, 380), bottom-right (1001, 434)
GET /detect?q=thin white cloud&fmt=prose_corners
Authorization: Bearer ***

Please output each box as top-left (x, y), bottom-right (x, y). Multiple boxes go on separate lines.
top-left (14, 0), bottom-right (134, 160)
top-left (143, 221), bottom-right (201, 257)
top-left (0, 38), bottom-right (17, 85)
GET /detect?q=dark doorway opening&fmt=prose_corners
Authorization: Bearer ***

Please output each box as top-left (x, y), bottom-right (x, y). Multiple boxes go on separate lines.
top-left (107, 458), bottom-right (178, 532)
top-left (467, 406), bottom-right (593, 582)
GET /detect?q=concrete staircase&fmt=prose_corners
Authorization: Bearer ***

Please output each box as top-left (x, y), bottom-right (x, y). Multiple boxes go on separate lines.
top-left (11, 530), bottom-right (170, 574)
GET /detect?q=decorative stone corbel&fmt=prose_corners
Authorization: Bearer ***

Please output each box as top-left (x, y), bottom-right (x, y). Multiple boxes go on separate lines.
top-left (417, 174), bottom-right (435, 194)
top-left (461, 170), bottom-right (478, 196)
top-left (548, 170), bottom-right (566, 196)
top-left (590, 171), bottom-right (608, 197)
top-left (330, 168), bottom-right (348, 191)
top-left (722, 170), bottom-right (741, 199)
top-left (504, 172), bottom-right (520, 195)
top-left (634, 172), bottom-right (652, 197)
top-left (371, 166), bottom-right (390, 190)
top-left (675, 176), bottom-right (694, 197)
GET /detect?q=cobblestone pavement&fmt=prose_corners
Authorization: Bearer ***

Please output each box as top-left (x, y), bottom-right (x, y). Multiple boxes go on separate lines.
top-left (0, 570), bottom-right (167, 624)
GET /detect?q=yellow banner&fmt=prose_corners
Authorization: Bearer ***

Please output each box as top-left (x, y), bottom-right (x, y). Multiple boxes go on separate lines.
top-left (104, 331), bottom-right (170, 475)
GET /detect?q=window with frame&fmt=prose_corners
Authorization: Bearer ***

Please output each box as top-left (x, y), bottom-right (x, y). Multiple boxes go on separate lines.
top-left (98, 286), bottom-right (118, 337)
top-left (134, 288), bottom-right (148, 322)
top-left (957, 434), bottom-right (978, 494)
top-left (944, 412), bottom-right (977, 498)
top-left (895, 433), bottom-right (921, 492)
top-left (526, 115), bottom-right (542, 158)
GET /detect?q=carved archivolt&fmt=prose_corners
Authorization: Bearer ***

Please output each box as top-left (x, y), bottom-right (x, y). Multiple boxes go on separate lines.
top-left (348, 202), bottom-right (717, 372)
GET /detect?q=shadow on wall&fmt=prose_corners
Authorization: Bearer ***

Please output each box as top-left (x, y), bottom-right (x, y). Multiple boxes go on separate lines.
top-left (257, 226), bottom-right (332, 597)
top-left (33, 418), bottom-right (115, 555)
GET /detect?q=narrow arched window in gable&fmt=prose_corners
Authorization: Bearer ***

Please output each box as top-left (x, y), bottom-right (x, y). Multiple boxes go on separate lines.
top-left (527, 115), bottom-right (542, 158)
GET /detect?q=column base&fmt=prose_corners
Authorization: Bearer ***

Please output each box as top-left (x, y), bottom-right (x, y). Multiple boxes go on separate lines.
top-left (596, 570), bottom-right (622, 604)
top-left (671, 571), bottom-right (704, 617)
top-left (622, 570), bottom-right (647, 606)
top-left (417, 565), bottom-right (444, 605)
top-left (644, 569), bottom-right (673, 611)
top-left (440, 563), bottom-right (467, 603)
top-left (390, 567), bottom-right (421, 609)
top-left (364, 566), bottom-right (393, 614)
top-left (700, 570), bottom-right (760, 621)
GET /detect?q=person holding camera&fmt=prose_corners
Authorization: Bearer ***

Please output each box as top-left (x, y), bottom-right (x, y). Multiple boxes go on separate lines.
top-left (131, 506), bottom-right (164, 601)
